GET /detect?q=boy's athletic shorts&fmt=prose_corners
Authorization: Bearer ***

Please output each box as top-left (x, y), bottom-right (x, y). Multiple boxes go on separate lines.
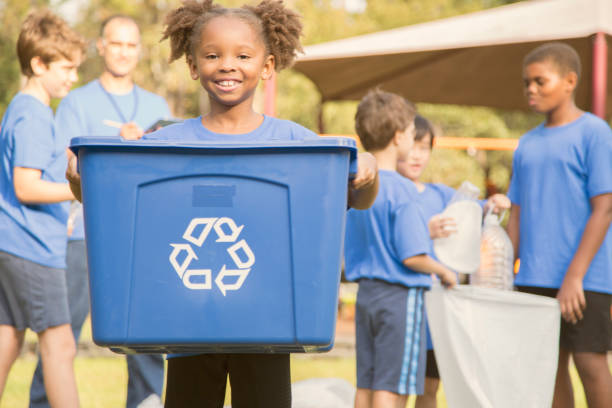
top-left (355, 279), bottom-right (427, 395)
top-left (0, 250), bottom-right (70, 333)
top-left (517, 286), bottom-right (612, 353)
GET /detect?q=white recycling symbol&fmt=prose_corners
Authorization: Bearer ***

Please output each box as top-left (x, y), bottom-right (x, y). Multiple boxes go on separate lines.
top-left (169, 217), bottom-right (255, 296)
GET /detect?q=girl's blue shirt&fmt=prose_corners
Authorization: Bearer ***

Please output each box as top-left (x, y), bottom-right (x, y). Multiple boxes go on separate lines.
top-left (144, 115), bottom-right (318, 142)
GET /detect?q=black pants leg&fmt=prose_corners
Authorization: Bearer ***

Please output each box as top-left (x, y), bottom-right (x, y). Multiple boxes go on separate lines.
top-left (164, 354), bottom-right (227, 408)
top-left (229, 353), bottom-right (291, 408)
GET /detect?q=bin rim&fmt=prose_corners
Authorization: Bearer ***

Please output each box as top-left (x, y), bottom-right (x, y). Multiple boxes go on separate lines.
top-left (69, 136), bottom-right (357, 154)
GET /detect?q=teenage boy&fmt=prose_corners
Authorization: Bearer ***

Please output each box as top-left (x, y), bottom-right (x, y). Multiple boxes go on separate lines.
top-left (0, 10), bottom-right (85, 407)
top-left (507, 42), bottom-right (612, 408)
top-left (29, 14), bottom-right (171, 408)
top-left (344, 89), bottom-right (456, 408)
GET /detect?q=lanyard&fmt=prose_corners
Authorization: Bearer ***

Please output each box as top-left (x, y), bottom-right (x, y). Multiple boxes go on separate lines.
top-left (99, 80), bottom-right (139, 124)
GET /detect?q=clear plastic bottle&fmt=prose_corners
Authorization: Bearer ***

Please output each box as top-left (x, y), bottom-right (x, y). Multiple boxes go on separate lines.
top-left (433, 181), bottom-right (483, 274)
top-left (470, 210), bottom-right (514, 290)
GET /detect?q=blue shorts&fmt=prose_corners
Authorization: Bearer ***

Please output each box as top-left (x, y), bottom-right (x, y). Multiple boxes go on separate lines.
top-left (0, 250), bottom-right (70, 333)
top-left (355, 279), bottom-right (427, 395)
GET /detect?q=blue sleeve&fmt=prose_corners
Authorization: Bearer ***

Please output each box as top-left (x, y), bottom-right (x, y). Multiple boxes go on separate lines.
top-left (13, 115), bottom-right (55, 170)
top-left (293, 128), bottom-right (318, 140)
top-left (507, 146), bottom-right (521, 204)
top-left (586, 123), bottom-right (612, 198)
top-left (287, 120), bottom-right (318, 140)
top-left (392, 200), bottom-right (431, 261)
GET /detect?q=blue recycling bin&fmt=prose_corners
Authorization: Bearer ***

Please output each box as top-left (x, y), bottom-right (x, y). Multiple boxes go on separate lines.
top-left (70, 136), bottom-right (357, 354)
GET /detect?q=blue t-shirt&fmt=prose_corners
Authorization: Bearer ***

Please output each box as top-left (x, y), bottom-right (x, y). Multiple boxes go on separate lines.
top-left (508, 112), bottom-right (612, 294)
top-left (56, 79), bottom-right (172, 240)
top-left (145, 115), bottom-right (318, 142)
top-left (344, 170), bottom-right (432, 288)
top-left (0, 93), bottom-right (70, 268)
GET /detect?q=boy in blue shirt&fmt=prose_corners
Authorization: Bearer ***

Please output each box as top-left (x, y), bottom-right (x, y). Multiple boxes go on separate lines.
top-left (507, 42), bottom-right (612, 408)
top-left (29, 15), bottom-right (172, 408)
top-left (0, 10), bottom-right (85, 407)
top-left (345, 89), bottom-right (456, 408)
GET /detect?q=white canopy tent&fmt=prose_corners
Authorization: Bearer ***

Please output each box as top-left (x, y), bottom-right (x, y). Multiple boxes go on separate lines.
top-left (281, 0), bottom-right (611, 119)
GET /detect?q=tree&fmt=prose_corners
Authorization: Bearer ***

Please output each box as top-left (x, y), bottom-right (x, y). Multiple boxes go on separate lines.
top-left (0, 0), bottom-right (537, 196)
top-left (277, 0), bottom-right (533, 196)
top-left (0, 0), bottom-right (50, 113)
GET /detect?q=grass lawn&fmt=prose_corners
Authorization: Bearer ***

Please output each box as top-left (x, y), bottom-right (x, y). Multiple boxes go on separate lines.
top-left (3, 353), bottom-right (591, 407)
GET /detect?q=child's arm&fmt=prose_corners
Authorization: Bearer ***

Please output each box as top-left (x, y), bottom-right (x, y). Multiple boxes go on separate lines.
top-left (506, 204), bottom-right (520, 260)
top-left (348, 152), bottom-right (379, 210)
top-left (14, 167), bottom-right (74, 204)
top-left (403, 255), bottom-right (457, 288)
top-left (558, 192), bottom-right (612, 324)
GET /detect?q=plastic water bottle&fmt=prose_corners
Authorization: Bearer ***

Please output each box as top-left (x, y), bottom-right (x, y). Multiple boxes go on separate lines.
top-left (470, 210), bottom-right (514, 290)
top-left (433, 181), bottom-right (483, 274)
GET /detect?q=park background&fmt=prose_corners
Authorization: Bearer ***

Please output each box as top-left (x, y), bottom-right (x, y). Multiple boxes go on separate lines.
top-left (2, 0), bottom-right (553, 198)
top-left (0, 0), bottom-right (607, 406)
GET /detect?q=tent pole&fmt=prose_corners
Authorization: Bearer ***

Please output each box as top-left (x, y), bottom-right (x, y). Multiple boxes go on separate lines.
top-left (592, 32), bottom-right (607, 119)
top-left (264, 71), bottom-right (277, 117)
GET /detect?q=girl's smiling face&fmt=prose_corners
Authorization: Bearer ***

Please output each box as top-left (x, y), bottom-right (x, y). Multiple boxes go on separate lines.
top-left (187, 16), bottom-right (274, 111)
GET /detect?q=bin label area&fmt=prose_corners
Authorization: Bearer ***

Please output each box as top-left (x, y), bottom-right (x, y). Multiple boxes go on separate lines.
top-left (169, 217), bottom-right (255, 296)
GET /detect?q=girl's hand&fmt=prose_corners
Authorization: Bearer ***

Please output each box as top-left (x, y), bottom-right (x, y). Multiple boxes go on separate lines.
top-left (66, 152), bottom-right (82, 202)
top-left (351, 152), bottom-right (377, 190)
top-left (485, 194), bottom-right (511, 214)
top-left (120, 122), bottom-right (144, 140)
top-left (429, 214), bottom-right (457, 239)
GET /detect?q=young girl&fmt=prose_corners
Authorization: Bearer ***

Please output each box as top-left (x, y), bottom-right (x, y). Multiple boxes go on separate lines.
top-left (397, 115), bottom-right (509, 408)
top-left (67, 1), bottom-right (377, 407)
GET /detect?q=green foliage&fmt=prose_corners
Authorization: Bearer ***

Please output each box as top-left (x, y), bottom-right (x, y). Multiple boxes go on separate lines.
top-left (0, 0), bottom-right (50, 113)
top-left (69, 0), bottom-right (202, 117)
top-left (296, 0), bottom-right (522, 46)
top-left (277, 69), bottom-right (321, 131)
top-left (321, 100), bottom-right (359, 135)
top-left (276, 0), bottom-right (529, 196)
top-left (423, 148), bottom-right (486, 193)
top-left (0, 0), bottom-right (537, 196)
top-left (417, 104), bottom-right (514, 194)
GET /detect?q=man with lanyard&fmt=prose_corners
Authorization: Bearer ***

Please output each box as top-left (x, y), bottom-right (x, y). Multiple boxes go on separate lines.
top-left (29, 15), bottom-right (171, 408)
